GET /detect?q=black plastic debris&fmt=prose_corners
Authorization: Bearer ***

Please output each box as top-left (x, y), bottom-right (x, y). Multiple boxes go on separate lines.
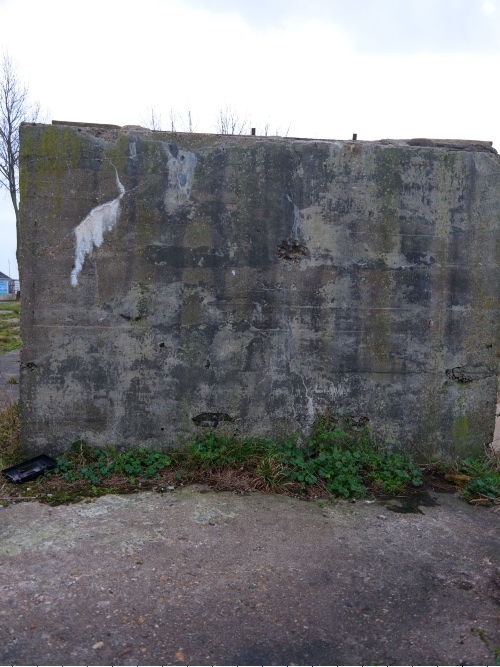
top-left (2, 455), bottom-right (56, 483)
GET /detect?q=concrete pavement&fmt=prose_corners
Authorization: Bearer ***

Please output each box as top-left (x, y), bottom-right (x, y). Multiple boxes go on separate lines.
top-left (0, 487), bottom-right (499, 665)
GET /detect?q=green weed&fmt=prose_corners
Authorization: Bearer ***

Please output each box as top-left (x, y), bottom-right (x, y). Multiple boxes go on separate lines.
top-left (0, 302), bottom-right (21, 354)
top-left (53, 442), bottom-right (172, 485)
top-left (16, 415), bottom-right (422, 502)
top-left (471, 626), bottom-right (500, 665)
top-left (2, 402), bottom-right (500, 507)
top-left (182, 416), bottom-right (422, 498)
top-left (456, 454), bottom-right (500, 503)
top-left (187, 431), bottom-right (268, 468)
top-left (272, 416), bottom-right (422, 498)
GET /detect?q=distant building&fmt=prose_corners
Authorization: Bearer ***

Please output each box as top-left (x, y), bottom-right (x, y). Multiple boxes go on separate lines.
top-left (0, 271), bottom-right (19, 300)
top-left (0, 271), bottom-right (10, 295)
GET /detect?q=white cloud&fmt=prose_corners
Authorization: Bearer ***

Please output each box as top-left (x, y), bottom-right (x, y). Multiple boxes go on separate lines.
top-left (178, 0), bottom-right (500, 54)
top-left (1, 0), bottom-right (500, 278)
top-left (483, 0), bottom-right (496, 15)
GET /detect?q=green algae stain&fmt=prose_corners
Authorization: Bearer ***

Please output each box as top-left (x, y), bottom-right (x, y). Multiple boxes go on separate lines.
top-left (21, 126), bottom-right (86, 218)
top-left (376, 147), bottom-right (403, 198)
top-left (374, 147), bottom-right (404, 254)
top-left (442, 151), bottom-right (457, 172)
top-left (105, 134), bottom-right (133, 174)
top-left (451, 414), bottom-right (469, 446)
top-left (19, 127), bottom-right (36, 202)
top-left (363, 268), bottom-right (393, 371)
top-left (38, 126), bottom-right (82, 177)
top-left (19, 159), bottom-right (28, 203)
top-left (181, 294), bottom-right (203, 327)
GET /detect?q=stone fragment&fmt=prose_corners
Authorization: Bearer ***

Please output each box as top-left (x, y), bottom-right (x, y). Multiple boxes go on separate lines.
top-left (444, 473), bottom-right (471, 487)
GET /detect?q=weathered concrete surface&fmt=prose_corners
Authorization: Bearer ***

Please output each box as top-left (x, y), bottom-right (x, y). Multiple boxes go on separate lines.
top-left (0, 489), bottom-right (499, 665)
top-left (18, 123), bottom-right (500, 457)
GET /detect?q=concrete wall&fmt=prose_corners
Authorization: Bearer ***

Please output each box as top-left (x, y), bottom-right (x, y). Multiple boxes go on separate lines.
top-left (18, 122), bottom-right (500, 458)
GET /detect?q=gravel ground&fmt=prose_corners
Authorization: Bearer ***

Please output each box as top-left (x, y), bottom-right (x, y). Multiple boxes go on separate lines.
top-left (0, 486), bottom-right (499, 665)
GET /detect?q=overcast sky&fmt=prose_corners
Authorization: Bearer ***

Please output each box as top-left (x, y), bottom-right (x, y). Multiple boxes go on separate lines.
top-left (1, 0), bottom-right (500, 278)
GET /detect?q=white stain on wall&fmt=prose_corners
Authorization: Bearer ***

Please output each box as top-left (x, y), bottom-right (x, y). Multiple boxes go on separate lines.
top-left (291, 366), bottom-right (315, 431)
top-left (71, 167), bottom-right (125, 286)
top-left (162, 142), bottom-right (197, 214)
top-left (71, 143), bottom-right (196, 286)
top-left (286, 193), bottom-right (302, 239)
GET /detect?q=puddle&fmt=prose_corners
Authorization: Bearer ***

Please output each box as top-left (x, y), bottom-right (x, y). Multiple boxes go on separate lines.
top-left (383, 491), bottom-right (440, 515)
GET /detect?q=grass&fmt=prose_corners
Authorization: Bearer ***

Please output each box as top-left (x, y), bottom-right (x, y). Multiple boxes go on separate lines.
top-left (0, 403), bottom-right (499, 507)
top-left (0, 301), bottom-right (21, 354)
top-left (456, 452), bottom-right (500, 504)
top-left (0, 401), bottom-right (20, 471)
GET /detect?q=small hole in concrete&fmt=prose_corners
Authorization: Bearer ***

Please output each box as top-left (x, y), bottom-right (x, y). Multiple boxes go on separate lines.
top-left (159, 342), bottom-right (165, 348)
top-left (277, 239), bottom-right (307, 261)
top-left (205, 360), bottom-right (210, 369)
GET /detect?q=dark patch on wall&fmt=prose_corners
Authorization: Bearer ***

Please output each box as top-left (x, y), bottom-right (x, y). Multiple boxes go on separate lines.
top-left (447, 366), bottom-right (491, 383)
top-left (277, 239), bottom-right (308, 261)
top-left (192, 412), bottom-right (232, 428)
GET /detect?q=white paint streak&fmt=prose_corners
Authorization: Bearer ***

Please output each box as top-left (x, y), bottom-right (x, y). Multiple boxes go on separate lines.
top-left (71, 168), bottom-right (125, 286)
top-left (286, 193), bottom-right (301, 238)
top-left (291, 366), bottom-right (315, 431)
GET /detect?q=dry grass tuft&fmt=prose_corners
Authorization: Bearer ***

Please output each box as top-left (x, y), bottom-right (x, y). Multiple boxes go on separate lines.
top-left (0, 400), bottom-right (21, 499)
top-left (0, 400), bottom-right (20, 467)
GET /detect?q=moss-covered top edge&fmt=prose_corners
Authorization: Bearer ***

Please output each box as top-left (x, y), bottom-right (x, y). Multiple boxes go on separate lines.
top-left (18, 122), bottom-right (497, 154)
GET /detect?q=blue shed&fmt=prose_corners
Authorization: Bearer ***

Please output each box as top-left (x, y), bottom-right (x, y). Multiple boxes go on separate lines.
top-left (0, 271), bottom-right (10, 295)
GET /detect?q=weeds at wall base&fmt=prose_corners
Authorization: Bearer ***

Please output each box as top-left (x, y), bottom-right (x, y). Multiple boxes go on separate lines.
top-left (0, 403), bottom-right (499, 507)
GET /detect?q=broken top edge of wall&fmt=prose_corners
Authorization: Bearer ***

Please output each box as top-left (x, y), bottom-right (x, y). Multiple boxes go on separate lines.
top-left (23, 121), bottom-right (496, 153)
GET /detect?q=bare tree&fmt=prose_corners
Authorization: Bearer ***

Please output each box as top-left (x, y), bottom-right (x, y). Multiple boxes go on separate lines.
top-left (141, 107), bottom-right (197, 133)
top-left (215, 104), bottom-right (249, 135)
top-left (168, 107), bottom-right (176, 132)
top-left (141, 104), bottom-right (287, 137)
top-left (141, 106), bottom-right (163, 131)
top-left (180, 110), bottom-right (197, 133)
top-left (257, 120), bottom-right (291, 137)
top-left (0, 53), bottom-right (41, 223)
